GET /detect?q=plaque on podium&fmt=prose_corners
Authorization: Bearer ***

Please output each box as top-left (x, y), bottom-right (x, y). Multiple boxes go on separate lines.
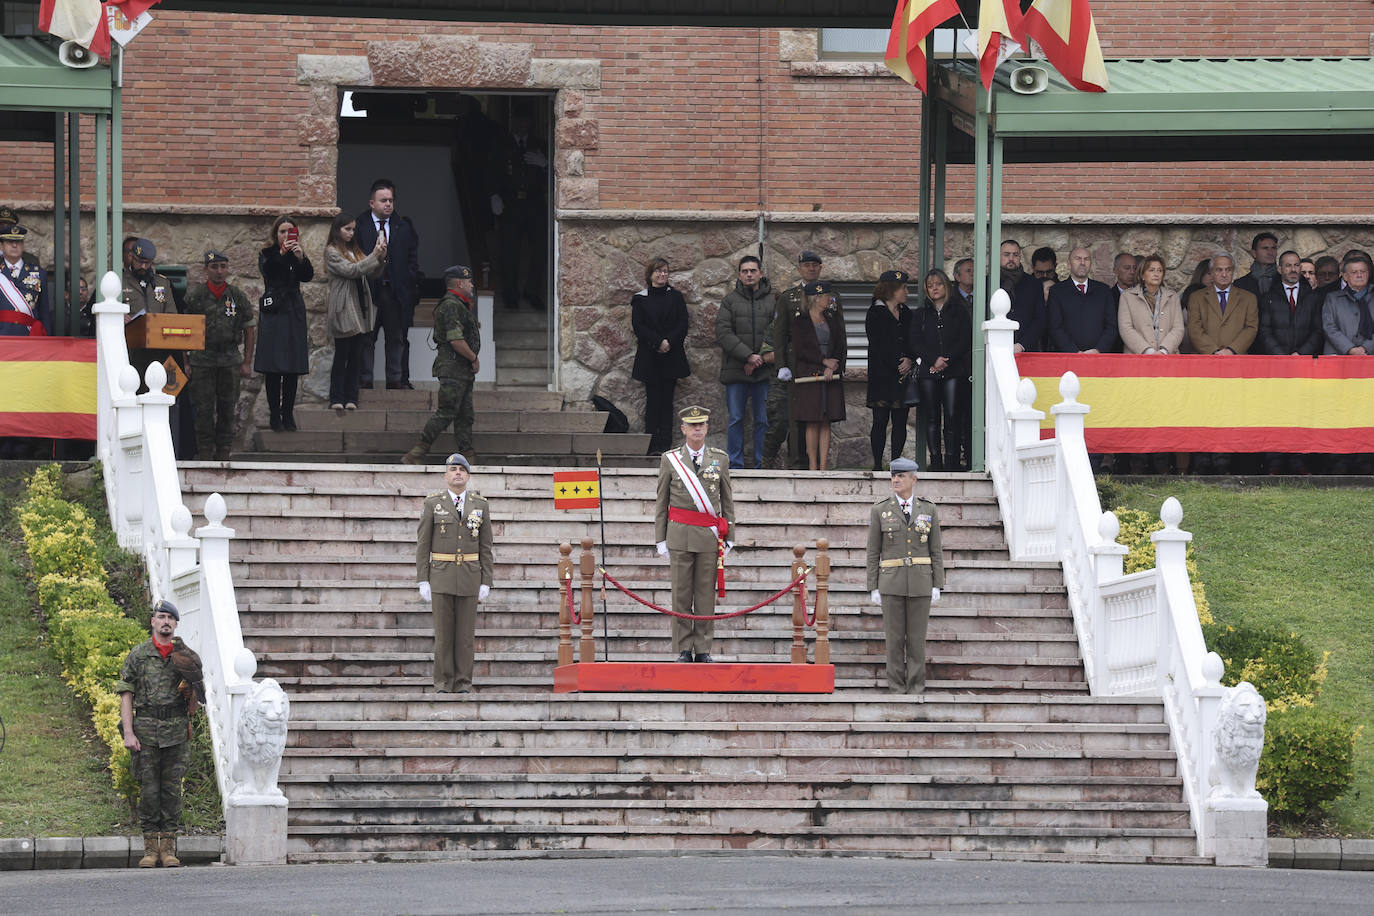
top-left (125, 313), bottom-right (206, 352)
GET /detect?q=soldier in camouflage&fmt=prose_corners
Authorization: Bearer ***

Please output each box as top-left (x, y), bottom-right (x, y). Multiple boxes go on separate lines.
top-left (184, 250), bottom-right (257, 460)
top-left (116, 599), bottom-right (203, 868)
top-left (402, 265), bottom-right (481, 464)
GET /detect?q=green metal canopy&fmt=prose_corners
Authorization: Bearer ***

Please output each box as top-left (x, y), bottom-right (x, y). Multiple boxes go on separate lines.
top-left (0, 35), bottom-right (116, 112)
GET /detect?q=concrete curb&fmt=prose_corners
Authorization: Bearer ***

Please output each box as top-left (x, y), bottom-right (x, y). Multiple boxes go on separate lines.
top-left (1268, 837), bottom-right (1374, 870)
top-left (0, 836), bottom-right (223, 870)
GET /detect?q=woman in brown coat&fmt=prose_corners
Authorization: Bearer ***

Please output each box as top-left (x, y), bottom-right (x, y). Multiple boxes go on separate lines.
top-left (1118, 253), bottom-right (1184, 355)
top-left (324, 212), bottom-right (387, 410)
top-left (788, 280), bottom-right (847, 470)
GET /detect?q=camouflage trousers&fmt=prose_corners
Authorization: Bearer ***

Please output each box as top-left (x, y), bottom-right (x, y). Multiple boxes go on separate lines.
top-left (420, 375), bottom-right (475, 455)
top-left (188, 364), bottom-right (240, 457)
top-left (762, 379), bottom-right (802, 465)
top-left (132, 739), bottom-right (191, 832)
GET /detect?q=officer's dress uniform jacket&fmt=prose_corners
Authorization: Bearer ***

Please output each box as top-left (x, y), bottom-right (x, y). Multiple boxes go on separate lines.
top-left (866, 494), bottom-right (945, 692)
top-left (0, 259), bottom-right (50, 336)
top-left (416, 488), bottom-right (494, 691)
top-left (654, 443), bottom-right (734, 655)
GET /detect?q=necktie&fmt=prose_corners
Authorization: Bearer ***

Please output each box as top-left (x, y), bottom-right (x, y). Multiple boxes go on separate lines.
top-left (379, 218), bottom-right (388, 242)
top-left (1219, 289), bottom-right (1228, 312)
top-left (1287, 287), bottom-right (1297, 310)
top-left (453, 494), bottom-right (461, 513)
top-left (692, 453), bottom-right (701, 473)
top-left (902, 501), bottom-right (911, 523)
top-left (1077, 282), bottom-right (1086, 295)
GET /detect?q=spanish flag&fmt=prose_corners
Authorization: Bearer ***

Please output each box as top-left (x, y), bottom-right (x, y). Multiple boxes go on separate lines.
top-left (0, 338), bottom-right (97, 438)
top-left (1016, 354), bottom-right (1374, 453)
top-left (884, 0), bottom-right (962, 92)
top-left (1021, 0), bottom-right (1109, 92)
top-left (553, 470), bottom-right (600, 510)
top-left (977, 0), bottom-right (1026, 91)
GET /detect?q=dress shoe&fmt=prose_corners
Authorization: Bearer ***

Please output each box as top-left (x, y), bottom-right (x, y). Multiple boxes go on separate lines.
top-left (330, 402), bottom-right (344, 411)
top-left (345, 402), bottom-right (358, 410)
top-left (402, 381), bottom-right (415, 390)
top-left (694, 652), bottom-right (713, 663)
top-left (676, 650), bottom-right (694, 663)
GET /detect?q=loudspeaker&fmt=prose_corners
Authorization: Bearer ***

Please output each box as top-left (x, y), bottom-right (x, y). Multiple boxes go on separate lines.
top-left (1010, 65), bottom-right (1049, 94)
top-left (58, 41), bottom-right (98, 69)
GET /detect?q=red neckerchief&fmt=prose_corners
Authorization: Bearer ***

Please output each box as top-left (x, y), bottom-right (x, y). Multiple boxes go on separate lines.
top-left (153, 638), bottom-right (174, 659)
top-left (207, 281), bottom-right (228, 299)
top-left (454, 291), bottom-right (473, 309)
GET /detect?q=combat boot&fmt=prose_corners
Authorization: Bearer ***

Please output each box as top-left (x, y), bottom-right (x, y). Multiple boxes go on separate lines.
top-left (138, 833), bottom-right (159, 867)
top-left (159, 833), bottom-right (181, 868)
top-left (401, 442), bottom-right (430, 465)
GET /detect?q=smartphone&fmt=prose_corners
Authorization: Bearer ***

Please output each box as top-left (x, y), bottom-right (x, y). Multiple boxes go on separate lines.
top-left (286, 227), bottom-right (299, 245)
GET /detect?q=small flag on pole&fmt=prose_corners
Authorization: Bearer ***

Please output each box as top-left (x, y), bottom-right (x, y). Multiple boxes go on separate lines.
top-left (884, 0), bottom-right (962, 92)
top-left (553, 470), bottom-right (600, 510)
top-left (1021, 0), bottom-right (1110, 92)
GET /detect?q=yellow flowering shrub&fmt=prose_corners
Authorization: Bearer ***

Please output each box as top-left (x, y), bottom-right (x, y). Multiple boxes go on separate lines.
top-left (1113, 507), bottom-right (1212, 625)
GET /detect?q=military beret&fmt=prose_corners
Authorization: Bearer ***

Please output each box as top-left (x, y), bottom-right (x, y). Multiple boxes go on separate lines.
top-left (799, 250), bottom-right (823, 264)
top-left (0, 205), bottom-right (18, 227)
top-left (0, 224), bottom-right (26, 242)
top-left (132, 238), bottom-right (157, 261)
top-left (444, 264), bottom-right (473, 281)
top-left (151, 599), bottom-right (180, 620)
top-left (880, 269), bottom-right (910, 284)
top-left (890, 457), bottom-right (918, 474)
top-left (679, 405), bottom-right (710, 424)
top-left (446, 452), bottom-right (471, 471)
top-left (203, 250), bottom-right (228, 266)
top-left (804, 280), bottom-right (833, 297)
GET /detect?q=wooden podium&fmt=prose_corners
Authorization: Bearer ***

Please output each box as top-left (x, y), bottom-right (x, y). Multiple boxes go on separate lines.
top-left (125, 313), bottom-right (206, 352)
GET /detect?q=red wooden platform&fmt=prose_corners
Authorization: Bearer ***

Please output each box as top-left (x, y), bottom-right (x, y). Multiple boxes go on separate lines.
top-left (553, 662), bottom-right (835, 694)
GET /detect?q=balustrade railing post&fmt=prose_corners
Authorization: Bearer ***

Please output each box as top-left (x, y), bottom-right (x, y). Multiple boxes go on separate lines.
top-left (578, 536), bottom-right (595, 663)
top-left (790, 544), bottom-right (807, 664)
top-left (1088, 511), bottom-right (1130, 694)
top-left (557, 542), bottom-right (574, 667)
top-left (814, 539), bottom-right (831, 666)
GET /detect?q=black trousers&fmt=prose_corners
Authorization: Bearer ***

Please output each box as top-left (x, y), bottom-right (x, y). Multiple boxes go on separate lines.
top-left (263, 372), bottom-right (298, 423)
top-left (643, 379), bottom-right (677, 454)
top-left (329, 334), bottom-right (367, 405)
top-left (361, 285), bottom-right (410, 386)
top-left (869, 405), bottom-right (910, 470)
top-left (919, 375), bottom-right (967, 470)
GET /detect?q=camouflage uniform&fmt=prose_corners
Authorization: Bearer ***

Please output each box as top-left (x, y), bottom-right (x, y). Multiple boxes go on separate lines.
top-left (184, 281), bottom-right (256, 458)
top-left (115, 638), bottom-right (200, 832)
top-left (419, 290), bottom-right (480, 455)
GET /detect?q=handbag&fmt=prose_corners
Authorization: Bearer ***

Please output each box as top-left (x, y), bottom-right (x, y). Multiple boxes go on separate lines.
top-left (258, 290), bottom-right (279, 313)
top-left (902, 369), bottom-right (921, 407)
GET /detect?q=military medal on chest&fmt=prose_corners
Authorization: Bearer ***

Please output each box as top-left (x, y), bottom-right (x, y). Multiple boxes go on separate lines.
top-left (223, 296), bottom-right (237, 317)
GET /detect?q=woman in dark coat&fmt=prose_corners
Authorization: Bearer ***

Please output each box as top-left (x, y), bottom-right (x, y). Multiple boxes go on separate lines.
top-left (630, 257), bottom-right (691, 455)
top-left (909, 268), bottom-right (972, 471)
top-left (788, 280), bottom-right (846, 470)
top-left (255, 215), bottom-right (314, 431)
top-left (864, 269), bottom-right (916, 471)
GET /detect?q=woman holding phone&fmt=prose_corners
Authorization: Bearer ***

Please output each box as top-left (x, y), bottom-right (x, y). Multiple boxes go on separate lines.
top-left (324, 213), bottom-right (386, 411)
top-left (255, 215), bottom-right (314, 431)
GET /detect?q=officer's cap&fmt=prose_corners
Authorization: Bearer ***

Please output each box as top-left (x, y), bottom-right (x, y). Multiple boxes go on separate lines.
top-left (446, 453), bottom-right (471, 471)
top-left (679, 405), bottom-right (710, 425)
top-left (132, 238), bottom-right (157, 261)
top-left (890, 457), bottom-right (918, 475)
top-left (203, 250), bottom-right (229, 266)
top-left (880, 269), bottom-right (910, 284)
top-left (0, 224), bottom-right (26, 242)
top-left (803, 280), bottom-right (833, 297)
top-left (799, 250), bottom-right (823, 265)
top-left (151, 599), bottom-right (180, 620)
top-left (444, 264), bottom-right (473, 282)
top-left (0, 205), bottom-right (18, 227)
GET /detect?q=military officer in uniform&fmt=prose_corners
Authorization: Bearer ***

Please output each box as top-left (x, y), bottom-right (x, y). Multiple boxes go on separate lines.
top-left (866, 457), bottom-right (944, 693)
top-left (654, 406), bottom-right (735, 662)
top-left (122, 237), bottom-right (181, 385)
top-left (403, 265), bottom-right (481, 464)
top-left (184, 251), bottom-right (257, 460)
top-left (415, 453), bottom-right (494, 693)
top-left (116, 599), bottom-right (204, 868)
top-left (0, 224), bottom-right (50, 336)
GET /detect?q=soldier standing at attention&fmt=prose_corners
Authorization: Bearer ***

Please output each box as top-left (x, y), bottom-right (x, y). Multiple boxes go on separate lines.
top-left (116, 600), bottom-right (205, 868)
top-left (402, 265), bottom-right (480, 464)
top-left (654, 406), bottom-right (735, 663)
top-left (184, 250), bottom-right (257, 460)
top-left (415, 453), bottom-right (494, 693)
top-left (866, 457), bottom-right (944, 693)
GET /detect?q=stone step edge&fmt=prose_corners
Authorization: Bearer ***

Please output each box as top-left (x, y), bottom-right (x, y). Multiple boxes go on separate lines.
top-left (279, 772), bottom-right (1185, 786)
top-left (286, 720), bottom-right (1168, 734)
top-left (283, 746), bottom-right (1177, 759)
top-left (287, 823), bottom-right (1196, 839)
top-left (287, 797), bottom-right (1189, 812)
top-left (275, 690), bottom-right (1157, 705)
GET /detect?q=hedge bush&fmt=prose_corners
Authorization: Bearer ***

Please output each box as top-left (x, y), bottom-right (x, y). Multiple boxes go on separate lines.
top-left (1202, 620), bottom-right (1328, 712)
top-left (1258, 705), bottom-right (1361, 823)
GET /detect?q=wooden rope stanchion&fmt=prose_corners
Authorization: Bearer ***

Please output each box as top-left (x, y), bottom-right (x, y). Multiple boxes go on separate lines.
top-left (556, 542), bottom-right (574, 667)
top-left (814, 538), bottom-right (831, 666)
top-left (578, 536), bottom-right (596, 663)
top-left (790, 544), bottom-right (807, 664)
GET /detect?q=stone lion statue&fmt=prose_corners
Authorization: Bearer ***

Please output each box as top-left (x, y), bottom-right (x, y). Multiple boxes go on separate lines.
top-left (1211, 681), bottom-right (1267, 799)
top-left (231, 677), bottom-right (290, 800)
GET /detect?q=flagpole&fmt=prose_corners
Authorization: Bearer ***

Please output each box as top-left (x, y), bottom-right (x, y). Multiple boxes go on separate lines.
top-left (596, 448), bottom-right (610, 661)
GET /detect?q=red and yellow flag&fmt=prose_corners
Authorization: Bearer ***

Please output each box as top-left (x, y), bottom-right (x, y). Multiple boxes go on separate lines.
top-left (0, 337), bottom-right (97, 438)
top-left (1021, 0), bottom-right (1109, 92)
top-left (1016, 354), bottom-right (1374, 453)
top-left (884, 0), bottom-right (962, 92)
top-left (553, 470), bottom-right (600, 510)
top-left (977, 0), bottom-right (1027, 91)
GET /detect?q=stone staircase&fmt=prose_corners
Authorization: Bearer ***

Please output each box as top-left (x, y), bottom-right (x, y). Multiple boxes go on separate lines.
top-left (178, 463), bottom-right (1203, 864)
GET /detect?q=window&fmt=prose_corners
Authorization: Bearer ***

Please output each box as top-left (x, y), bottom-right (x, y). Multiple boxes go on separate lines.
top-left (819, 27), bottom-right (977, 61)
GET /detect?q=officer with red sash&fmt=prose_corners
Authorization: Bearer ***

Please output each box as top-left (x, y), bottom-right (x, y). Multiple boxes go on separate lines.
top-left (0, 225), bottom-right (50, 336)
top-left (654, 405), bottom-right (735, 662)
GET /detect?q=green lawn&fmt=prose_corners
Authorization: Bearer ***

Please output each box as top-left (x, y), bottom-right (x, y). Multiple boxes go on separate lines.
top-left (1110, 479), bottom-right (1374, 834)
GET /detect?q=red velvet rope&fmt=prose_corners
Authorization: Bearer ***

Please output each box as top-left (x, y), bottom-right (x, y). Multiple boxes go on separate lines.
top-left (599, 567), bottom-right (810, 621)
top-left (562, 574), bottom-right (580, 625)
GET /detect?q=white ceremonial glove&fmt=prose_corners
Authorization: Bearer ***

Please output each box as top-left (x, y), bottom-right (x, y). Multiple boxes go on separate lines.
top-left (777, 367), bottom-right (793, 382)
top-left (523, 149), bottom-right (548, 168)
top-left (478, 584), bottom-right (490, 601)
top-left (723, 541), bottom-right (733, 557)
top-left (418, 581), bottom-right (432, 602)
top-left (490, 193), bottom-right (504, 216)
top-left (656, 541), bottom-right (669, 559)
top-left (870, 589), bottom-right (882, 606)
top-left (930, 587), bottom-right (941, 603)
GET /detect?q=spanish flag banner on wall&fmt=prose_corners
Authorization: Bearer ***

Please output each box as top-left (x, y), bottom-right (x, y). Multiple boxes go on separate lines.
top-left (553, 470), bottom-right (600, 510)
top-left (1015, 354), bottom-right (1374, 453)
top-left (0, 338), bottom-right (97, 439)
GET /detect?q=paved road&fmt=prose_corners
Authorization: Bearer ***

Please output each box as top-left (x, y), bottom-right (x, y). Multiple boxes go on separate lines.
top-left (2, 855), bottom-right (1371, 915)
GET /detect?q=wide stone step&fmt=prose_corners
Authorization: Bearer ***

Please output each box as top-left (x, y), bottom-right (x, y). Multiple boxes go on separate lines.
top-left (291, 408), bottom-right (606, 434)
top-left (253, 429), bottom-right (652, 457)
top-left (347, 388), bottom-right (566, 411)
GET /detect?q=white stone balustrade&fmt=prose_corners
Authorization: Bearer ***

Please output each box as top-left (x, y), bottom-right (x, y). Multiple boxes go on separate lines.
top-left (92, 270), bottom-right (287, 865)
top-left (982, 290), bottom-right (1267, 865)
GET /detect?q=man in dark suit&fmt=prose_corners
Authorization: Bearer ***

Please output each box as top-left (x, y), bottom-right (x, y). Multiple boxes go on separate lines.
top-left (356, 178), bottom-right (421, 390)
top-left (1110, 252), bottom-right (1138, 311)
top-left (999, 240), bottom-right (1047, 352)
top-left (1258, 250), bottom-right (1322, 474)
top-left (1047, 247), bottom-right (1117, 353)
top-left (1234, 231), bottom-right (1280, 299)
top-left (492, 107), bottom-right (549, 310)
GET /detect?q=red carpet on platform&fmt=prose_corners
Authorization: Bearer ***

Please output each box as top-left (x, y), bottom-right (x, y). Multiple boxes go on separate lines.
top-left (554, 661), bottom-right (835, 693)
